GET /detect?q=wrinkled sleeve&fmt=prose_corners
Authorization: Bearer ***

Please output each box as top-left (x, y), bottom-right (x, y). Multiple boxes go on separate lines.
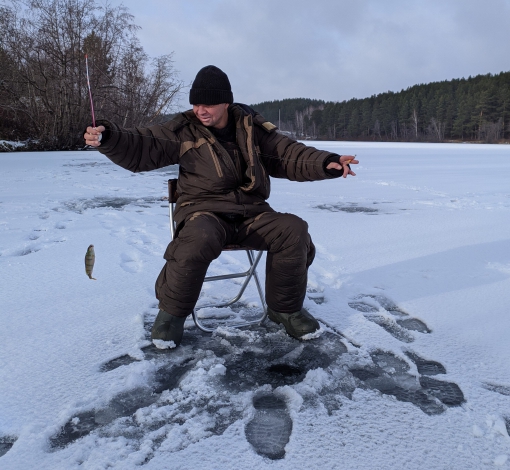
top-left (257, 128), bottom-right (341, 181)
top-left (96, 119), bottom-right (181, 173)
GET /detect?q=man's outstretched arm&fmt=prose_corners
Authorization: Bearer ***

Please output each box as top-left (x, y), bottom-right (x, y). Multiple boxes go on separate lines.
top-left (83, 121), bottom-right (181, 173)
top-left (258, 129), bottom-right (358, 181)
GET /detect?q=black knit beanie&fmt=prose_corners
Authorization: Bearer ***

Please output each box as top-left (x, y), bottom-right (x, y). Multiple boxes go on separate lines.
top-left (189, 65), bottom-right (233, 105)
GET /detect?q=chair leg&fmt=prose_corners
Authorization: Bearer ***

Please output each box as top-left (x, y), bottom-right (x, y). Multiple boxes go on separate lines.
top-left (247, 250), bottom-right (267, 315)
top-left (192, 250), bottom-right (267, 333)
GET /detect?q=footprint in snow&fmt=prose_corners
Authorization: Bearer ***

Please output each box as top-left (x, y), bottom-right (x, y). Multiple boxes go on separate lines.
top-left (15, 245), bottom-right (41, 256)
top-left (0, 436), bottom-right (17, 458)
top-left (245, 393), bottom-right (292, 460)
top-left (119, 252), bottom-right (143, 273)
top-left (405, 351), bottom-right (446, 375)
top-left (482, 382), bottom-right (510, 397)
top-left (481, 383), bottom-right (510, 437)
top-left (348, 294), bottom-right (430, 342)
top-left (349, 349), bottom-right (464, 415)
top-left (306, 286), bottom-right (325, 305)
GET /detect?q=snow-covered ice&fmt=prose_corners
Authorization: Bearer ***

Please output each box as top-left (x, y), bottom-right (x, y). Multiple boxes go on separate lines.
top-left (1, 142), bottom-right (510, 469)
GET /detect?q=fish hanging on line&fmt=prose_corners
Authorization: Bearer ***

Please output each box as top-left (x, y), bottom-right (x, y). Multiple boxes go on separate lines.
top-left (85, 244), bottom-right (96, 280)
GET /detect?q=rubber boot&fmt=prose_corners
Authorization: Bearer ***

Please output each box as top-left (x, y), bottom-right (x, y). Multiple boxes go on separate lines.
top-left (267, 307), bottom-right (320, 339)
top-left (151, 309), bottom-right (186, 346)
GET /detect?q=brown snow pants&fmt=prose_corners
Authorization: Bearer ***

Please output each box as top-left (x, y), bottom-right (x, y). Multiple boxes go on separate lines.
top-left (155, 211), bottom-right (316, 317)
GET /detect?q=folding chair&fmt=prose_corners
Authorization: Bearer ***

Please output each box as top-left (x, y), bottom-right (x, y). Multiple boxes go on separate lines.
top-left (167, 179), bottom-right (267, 332)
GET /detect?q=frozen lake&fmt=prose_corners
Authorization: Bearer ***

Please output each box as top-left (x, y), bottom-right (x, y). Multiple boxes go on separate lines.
top-left (1, 142), bottom-right (510, 469)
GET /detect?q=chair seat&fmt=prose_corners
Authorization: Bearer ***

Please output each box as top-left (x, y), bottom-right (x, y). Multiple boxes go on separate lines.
top-left (224, 244), bottom-right (255, 251)
top-left (223, 244), bottom-right (242, 250)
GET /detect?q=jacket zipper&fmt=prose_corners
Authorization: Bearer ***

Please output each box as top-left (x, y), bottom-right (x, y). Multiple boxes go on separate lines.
top-left (207, 143), bottom-right (224, 178)
top-left (214, 141), bottom-right (241, 183)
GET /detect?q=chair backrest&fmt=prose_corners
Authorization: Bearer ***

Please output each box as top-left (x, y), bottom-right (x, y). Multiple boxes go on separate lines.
top-left (168, 178), bottom-right (179, 203)
top-left (168, 178), bottom-right (179, 239)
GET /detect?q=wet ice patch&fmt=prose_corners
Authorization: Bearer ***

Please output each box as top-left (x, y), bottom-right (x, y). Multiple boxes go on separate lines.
top-left (315, 203), bottom-right (379, 214)
top-left (194, 303), bottom-right (266, 330)
top-left (63, 161), bottom-right (112, 168)
top-left (48, 309), bottom-right (465, 463)
top-left (49, 387), bottom-right (158, 449)
top-left (72, 324), bottom-right (351, 461)
top-left (61, 196), bottom-right (162, 213)
top-left (50, 361), bottom-right (193, 449)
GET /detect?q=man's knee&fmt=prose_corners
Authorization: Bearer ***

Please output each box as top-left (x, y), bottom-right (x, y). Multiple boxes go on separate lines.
top-left (274, 213), bottom-right (310, 249)
top-left (164, 213), bottom-right (225, 264)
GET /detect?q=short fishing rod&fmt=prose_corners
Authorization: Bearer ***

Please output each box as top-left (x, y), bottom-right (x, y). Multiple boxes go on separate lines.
top-left (85, 54), bottom-right (96, 128)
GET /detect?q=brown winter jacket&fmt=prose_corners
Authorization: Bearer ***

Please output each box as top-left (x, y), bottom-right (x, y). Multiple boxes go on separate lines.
top-left (96, 103), bottom-right (339, 226)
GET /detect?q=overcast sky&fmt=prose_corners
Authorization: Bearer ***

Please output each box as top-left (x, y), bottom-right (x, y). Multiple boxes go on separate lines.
top-left (118, 0), bottom-right (510, 109)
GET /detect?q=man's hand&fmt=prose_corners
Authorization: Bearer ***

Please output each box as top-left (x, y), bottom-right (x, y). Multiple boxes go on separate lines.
top-left (84, 125), bottom-right (105, 147)
top-left (326, 155), bottom-right (358, 178)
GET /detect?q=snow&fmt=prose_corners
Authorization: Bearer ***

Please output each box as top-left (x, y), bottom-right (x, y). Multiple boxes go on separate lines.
top-left (1, 141), bottom-right (510, 469)
top-left (152, 339), bottom-right (177, 350)
top-left (0, 141), bottom-right (26, 152)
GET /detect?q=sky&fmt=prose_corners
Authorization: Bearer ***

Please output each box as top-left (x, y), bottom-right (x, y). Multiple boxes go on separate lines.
top-left (116, 0), bottom-right (510, 108)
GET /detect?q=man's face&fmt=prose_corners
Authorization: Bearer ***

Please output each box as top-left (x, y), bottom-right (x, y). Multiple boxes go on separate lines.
top-left (193, 103), bottom-right (229, 128)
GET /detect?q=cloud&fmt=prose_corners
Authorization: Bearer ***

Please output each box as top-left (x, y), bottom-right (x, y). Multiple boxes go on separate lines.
top-left (120, 0), bottom-right (510, 107)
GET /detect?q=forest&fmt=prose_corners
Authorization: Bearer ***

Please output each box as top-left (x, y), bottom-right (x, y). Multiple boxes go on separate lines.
top-left (0, 0), bottom-right (183, 150)
top-left (1, 0), bottom-right (509, 150)
top-left (252, 72), bottom-right (510, 143)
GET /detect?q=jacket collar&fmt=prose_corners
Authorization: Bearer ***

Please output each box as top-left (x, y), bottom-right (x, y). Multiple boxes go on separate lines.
top-left (182, 105), bottom-right (253, 142)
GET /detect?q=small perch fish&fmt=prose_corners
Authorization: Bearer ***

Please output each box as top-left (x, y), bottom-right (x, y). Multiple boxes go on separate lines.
top-left (85, 244), bottom-right (96, 280)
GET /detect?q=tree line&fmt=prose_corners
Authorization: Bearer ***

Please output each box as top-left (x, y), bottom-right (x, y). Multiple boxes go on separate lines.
top-left (0, 0), bottom-right (183, 150)
top-left (252, 72), bottom-right (510, 143)
top-left (2, 0), bottom-right (509, 150)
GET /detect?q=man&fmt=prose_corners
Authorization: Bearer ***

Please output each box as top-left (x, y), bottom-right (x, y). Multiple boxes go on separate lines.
top-left (84, 65), bottom-right (358, 347)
